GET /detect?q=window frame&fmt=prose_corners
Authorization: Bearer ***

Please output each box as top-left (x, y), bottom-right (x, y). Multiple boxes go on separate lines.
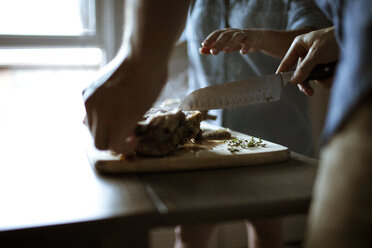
top-left (0, 35), bottom-right (99, 48)
top-left (0, 0), bottom-right (124, 67)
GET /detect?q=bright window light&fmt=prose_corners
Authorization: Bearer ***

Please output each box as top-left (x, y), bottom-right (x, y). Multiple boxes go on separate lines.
top-left (0, 0), bottom-right (101, 67)
top-left (0, 0), bottom-right (93, 36)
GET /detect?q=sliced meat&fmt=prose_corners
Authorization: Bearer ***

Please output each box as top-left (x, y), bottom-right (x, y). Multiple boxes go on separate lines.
top-left (135, 109), bottom-right (203, 156)
top-left (133, 98), bottom-right (216, 157)
top-left (201, 129), bottom-right (232, 140)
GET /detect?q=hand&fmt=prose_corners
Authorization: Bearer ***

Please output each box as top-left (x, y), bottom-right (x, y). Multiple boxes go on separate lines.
top-left (83, 55), bottom-right (167, 155)
top-left (82, 0), bottom-right (188, 155)
top-left (276, 27), bottom-right (339, 96)
top-left (200, 28), bottom-right (263, 55)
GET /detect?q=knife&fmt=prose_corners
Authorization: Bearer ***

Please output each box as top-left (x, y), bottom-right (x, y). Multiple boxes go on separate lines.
top-left (179, 62), bottom-right (337, 111)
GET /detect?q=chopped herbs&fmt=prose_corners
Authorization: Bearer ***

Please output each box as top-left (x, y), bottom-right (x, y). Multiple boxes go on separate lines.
top-left (227, 147), bottom-right (240, 153)
top-left (225, 137), bottom-right (266, 153)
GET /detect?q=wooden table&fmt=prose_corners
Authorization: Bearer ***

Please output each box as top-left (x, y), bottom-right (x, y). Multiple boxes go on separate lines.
top-left (0, 69), bottom-right (318, 247)
top-left (141, 152), bottom-right (317, 225)
top-left (0, 147), bottom-right (317, 248)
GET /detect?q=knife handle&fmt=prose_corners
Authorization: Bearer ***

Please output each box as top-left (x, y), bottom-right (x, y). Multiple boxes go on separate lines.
top-left (306, 61), bottom-right (337, 81)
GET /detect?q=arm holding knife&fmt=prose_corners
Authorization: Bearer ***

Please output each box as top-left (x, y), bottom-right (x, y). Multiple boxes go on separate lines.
top-left (276, 26), bottom-right (339, 96)
top-left (200, 26), bottom-right (339, 97)
top-left (176, 1), bottom-right (333, 248)
top-left (280, 1), bottom-right (372, 248)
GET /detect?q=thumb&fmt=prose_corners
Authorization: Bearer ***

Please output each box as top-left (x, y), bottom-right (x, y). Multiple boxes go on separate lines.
top-left (290, 48), bottom-right (319, 85)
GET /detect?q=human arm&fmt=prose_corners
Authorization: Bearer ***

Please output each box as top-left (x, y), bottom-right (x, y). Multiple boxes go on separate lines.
top-left (200, 0), bottom-right (331, 58)
top-left (276, 26), bottom-right (339, 96)
top-left (83, 0), bottom-right (189, 154)
top-left (200, 27), bottom-right (313, 58)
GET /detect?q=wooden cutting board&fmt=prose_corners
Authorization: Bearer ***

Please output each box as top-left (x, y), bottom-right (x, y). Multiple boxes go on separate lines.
top-left (85, 123), bottom-right (290, 174)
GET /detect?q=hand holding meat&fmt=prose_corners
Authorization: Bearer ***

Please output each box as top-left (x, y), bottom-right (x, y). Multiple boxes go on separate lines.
top-left (276, 27), bottom-right (339, 96)
top-left (82, 0), bottom-right (188, 155)
top-left (83, 55), bottom-right (168, 155)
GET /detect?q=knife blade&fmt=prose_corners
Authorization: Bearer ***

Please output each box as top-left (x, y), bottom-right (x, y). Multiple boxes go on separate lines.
top-left (179, 62), bottom-right (336, 111)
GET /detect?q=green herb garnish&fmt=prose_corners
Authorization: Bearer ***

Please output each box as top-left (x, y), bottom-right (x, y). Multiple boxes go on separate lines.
top-left (225, 137), bottom-right (266, 153)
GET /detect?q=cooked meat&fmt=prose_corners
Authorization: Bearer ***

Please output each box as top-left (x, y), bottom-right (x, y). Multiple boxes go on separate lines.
top-left (200, 110), bottom-right (217, 121)
top-left (134, 99), bottom-right (217, 156)
top-left (134, 110), bottom-right (203, 156)
top-left (201, 129), bottom-right (232, 140)
top-left (184, 111), bottom-right (204, 139)
top-left (153, 98), bottom-right (216, 121)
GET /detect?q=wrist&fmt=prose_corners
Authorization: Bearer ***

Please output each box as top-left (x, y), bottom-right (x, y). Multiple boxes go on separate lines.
top-left (253, 29), bottom-right (266, 51)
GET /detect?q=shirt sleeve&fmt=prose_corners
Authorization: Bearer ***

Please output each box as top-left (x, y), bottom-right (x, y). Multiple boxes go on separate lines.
top-left (286, 0), bottom-right (332, 30)
top-left (321, 0), bottom-right (372, 143)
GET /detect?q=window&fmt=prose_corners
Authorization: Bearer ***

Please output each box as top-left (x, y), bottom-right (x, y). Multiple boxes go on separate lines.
top-left (0, 0), bottom-right (95, 36)
top-left (0, 0), bottom-right (105, 67)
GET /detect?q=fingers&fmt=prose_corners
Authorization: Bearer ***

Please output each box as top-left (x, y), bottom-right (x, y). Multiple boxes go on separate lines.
top-left (276, 35), bottom-right (319, 97)
top-left (200, 30), bottom-right (224, 54)
top-left (217, 31), bottom-right (246, 53)
top-left (228, 31), bottom-right (248, 52)
top-left (90, 109), bottom-right (109, 150)
top-left (277, 28), bottom-right (338, 97)
top-left (199, 46), bottom-right (211, 55)
top-left (276, 36), bottom-right (307, 74)
top-left (278, 51), bottom-right (317, 96)
top-left (200, 29), bottom-right (248, 55)
top-left (202, 30), bottom-right (224, 48)
top-left (108, 125), bottom-right (138, 155)
top-left (241, 42), bottom-right (253, 54)
top-left (110, 135), bottom-right (138, 156)
top-left (298, 82), bottom-right (314, 96)
top-left (83, 115), bottom-right (89, 127)
top-left (212, 31), bottom-right (237, 54)
top-left (290, 47), bottom-right (319, 85)
top-left (85, 106), bottom-right (138, 155)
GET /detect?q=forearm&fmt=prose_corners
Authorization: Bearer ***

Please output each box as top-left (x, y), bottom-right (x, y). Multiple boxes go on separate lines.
top-left (121, 0), bottom-right (189, 68)
top-left (83, 0), bottom-right (190, 155)
top-left (258, 27), bottom-right (313, 58)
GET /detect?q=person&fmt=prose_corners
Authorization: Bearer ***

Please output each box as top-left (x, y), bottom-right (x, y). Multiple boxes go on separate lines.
top-left (184, 0), bottom-right (331, 158)
top-left (175, 1), bottom-right (331, 247)
top-left (276, 0), bottom-right (372, 247)
top-left (83, 0), bottom-right (371, 247)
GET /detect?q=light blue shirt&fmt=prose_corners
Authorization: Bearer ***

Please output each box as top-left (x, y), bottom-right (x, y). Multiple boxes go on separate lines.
top-left (185, 0), bottom-right (331, 156)
top-left (315, 0), bottom-right (372, 144)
